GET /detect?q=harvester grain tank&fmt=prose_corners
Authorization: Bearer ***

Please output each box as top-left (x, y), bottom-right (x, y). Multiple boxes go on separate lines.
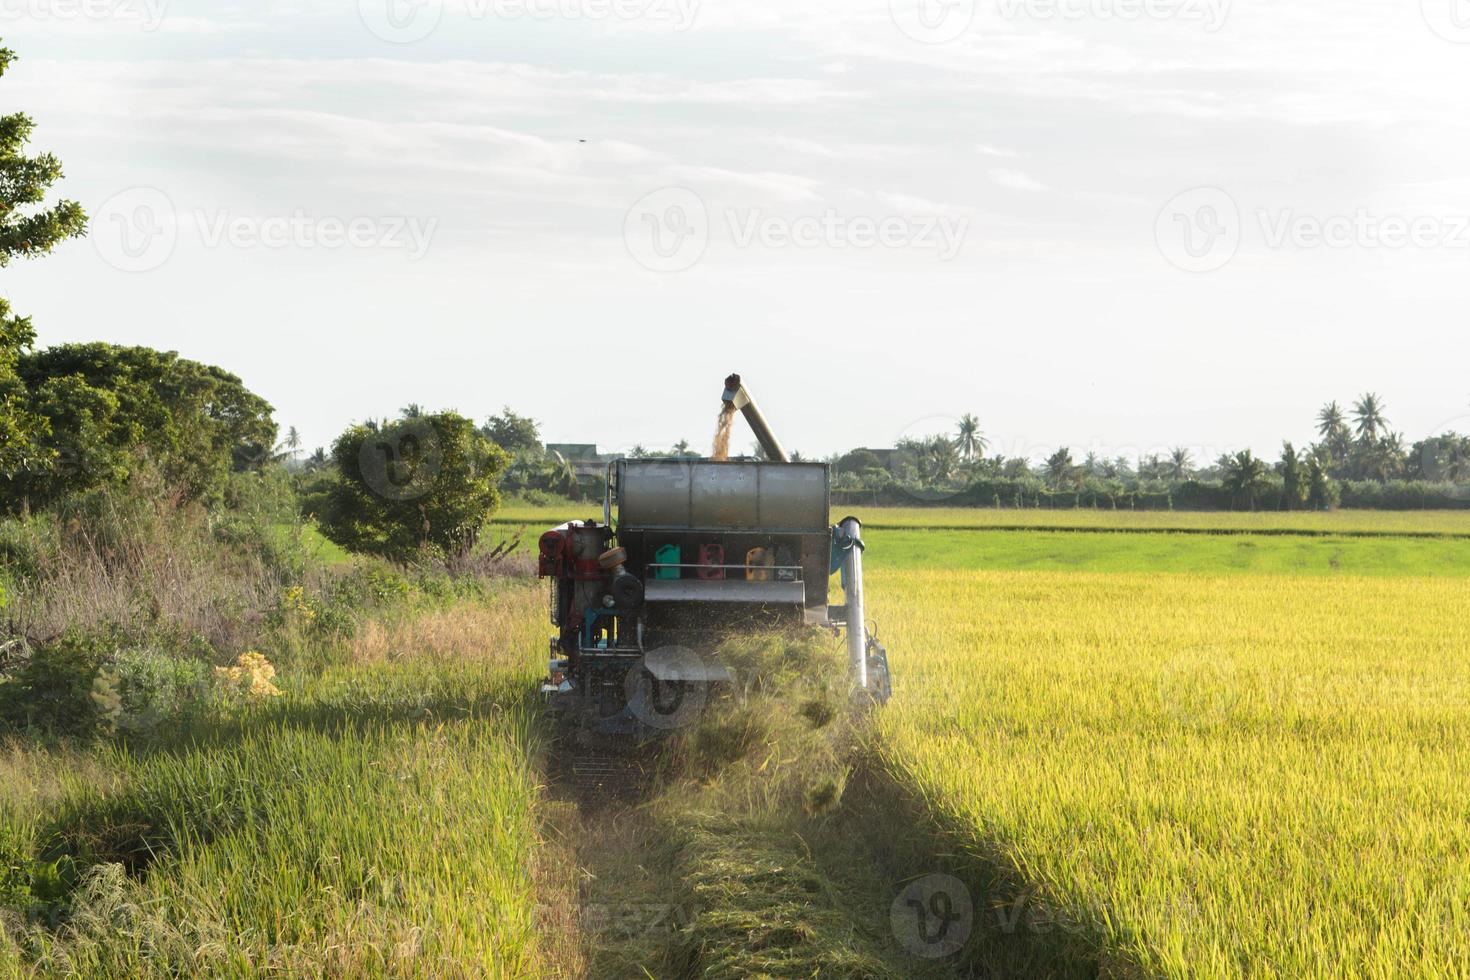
top-left (537, 375), bottom-right (891, 733)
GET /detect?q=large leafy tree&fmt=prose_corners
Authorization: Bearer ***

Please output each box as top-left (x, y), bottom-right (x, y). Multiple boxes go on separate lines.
top-left (1411, 433), bottom-right (1470, 483)
top-left (0, 45), bottom-right (86, 265)
top-left (483, 407), bottom-right (542, 455)
top-left (0, 42), bottom-right (88, 477)
top-left (5, 344), bottom-right (276, 509)
top-left (320, 410), bottom-right (509, 562)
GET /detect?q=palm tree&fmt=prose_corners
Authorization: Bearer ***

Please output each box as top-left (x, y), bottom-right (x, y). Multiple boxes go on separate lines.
top-left (1045, 448), bottom-right (1075, 489)
top-left (1168, 447), bottom-right (1194, 482)
top-left (1224, 450), bottom-right (1269, 510)
top-left (923, 436), bottom-right (960, 483)
top-left (1352, 393), bottom-right (1388, 442)
top-left (401, 403), bottom-right (425, 420)
top-left (1367, 432), bottom-right (1407, 481)
top-left (547, 451), bottom-right (580, 497)
top-left (955, 414), bottom-right (986, 462)
top-left (1317, 401), bottom-right (1347, 440)
top-left (1279, 441), bottom-right (1303, 510)
top-left (672, 439), bottom-right (692, 457)
top-left (285, 426), bottom-right (302, 460)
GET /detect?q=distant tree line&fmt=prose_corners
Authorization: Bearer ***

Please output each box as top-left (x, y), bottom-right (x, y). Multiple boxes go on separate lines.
top-left (826, 396), bottom-right (1470, 511)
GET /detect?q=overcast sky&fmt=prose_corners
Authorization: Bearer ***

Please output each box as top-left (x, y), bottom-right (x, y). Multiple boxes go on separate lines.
top-left (4, 0), bottom-right (1470, 462)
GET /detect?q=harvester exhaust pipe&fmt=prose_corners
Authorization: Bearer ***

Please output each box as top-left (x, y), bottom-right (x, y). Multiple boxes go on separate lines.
top-left (836, 515), bottom-right (869, 691)
top-left (722, 374), bottom-right (790, 463)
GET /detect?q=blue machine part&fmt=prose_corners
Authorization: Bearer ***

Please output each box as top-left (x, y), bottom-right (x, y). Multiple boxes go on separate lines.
top-left (830, 522), bottom-right (865, 591)
top-left (582, 606), bottom-right (622, 648)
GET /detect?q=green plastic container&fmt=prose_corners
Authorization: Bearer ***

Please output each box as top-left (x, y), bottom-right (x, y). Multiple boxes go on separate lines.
top-left (654, 544), bottom-right (681, 579)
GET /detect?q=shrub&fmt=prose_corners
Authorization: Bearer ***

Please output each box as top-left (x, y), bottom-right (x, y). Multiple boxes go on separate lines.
top-left (99, 650), bottom-right (212, 733)
top-left (0, 633), bottom-right (109, 736)
top-left (317, 412), bottom-right (509, 562)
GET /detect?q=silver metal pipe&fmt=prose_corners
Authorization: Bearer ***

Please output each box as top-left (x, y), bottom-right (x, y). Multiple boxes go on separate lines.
top-left (837, 516), bottom-right (868, 690)
top-left (721, 373), bottom-right (790, 462)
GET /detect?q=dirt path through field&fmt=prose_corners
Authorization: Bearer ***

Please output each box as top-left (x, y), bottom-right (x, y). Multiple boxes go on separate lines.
top-left (536, 714), bottom-right (1098, 979)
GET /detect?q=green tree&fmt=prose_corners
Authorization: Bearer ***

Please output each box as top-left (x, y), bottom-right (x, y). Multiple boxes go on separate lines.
top-left (1352, 393), bottom-right (1388, 442)
top-left (1045, 447), bottom-right (1076, 489)
top-left (0, 45), bottom-right (86, 266)
top-left (837, 448), bottom-right (883, 474)
top-left (1305, 450), bottom-right (1339, 510)
top-left (0, 300), bottom-right (49, 476)
top-left (4, 344), bottom-right (275, 509)
top-left (955, 414), bottom-right (986, 462)
top-left (483, 407), bottom-right (542, 455)
top-left (0, 43), bottom-right (89, 476)
top-left (1316, 401), bottom-right (1347, 441)
top-left (1316, 401), bottom-right (1353, 474)
top-left (1411, 433), bottom-right (1470, 483)
top-left (1279, 441), bottom-right (1304, 511)
top-left (1168, 447), bottom-right (1193, 482)
top-left (319, 411), bottom-right (508, 561)
top-left (922, 436), bottom-right (960, 483)
top-left (1223, 449), bottom-right (1269, 510)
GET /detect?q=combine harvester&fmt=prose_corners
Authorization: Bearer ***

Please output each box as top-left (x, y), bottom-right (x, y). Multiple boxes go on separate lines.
top-left (536, 374), bottom-right (891, 736)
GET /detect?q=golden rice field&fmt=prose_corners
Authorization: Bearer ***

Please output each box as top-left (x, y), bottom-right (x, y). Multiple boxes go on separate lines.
top-left (852, 506), bottom-right (1470, 535)
top-left (867, 567), bottom-right (1470, 978)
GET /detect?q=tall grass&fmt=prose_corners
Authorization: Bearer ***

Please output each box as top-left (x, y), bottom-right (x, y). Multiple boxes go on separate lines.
top-left (0, 469), bottom-right (300, 654)
top-left (0, 461), bottom-right (578, 979)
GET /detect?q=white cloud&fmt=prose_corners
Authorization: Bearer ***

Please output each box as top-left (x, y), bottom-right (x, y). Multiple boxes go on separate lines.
top-left (989, 169), bottom-right (1048, 192)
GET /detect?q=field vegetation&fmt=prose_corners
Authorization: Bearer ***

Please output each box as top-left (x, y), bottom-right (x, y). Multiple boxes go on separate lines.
top-left (493, 499), bottom-right (1470, 536)
top-left (0, 464), bottom-right (572, 977)
top-left (869, 528), bottom-right (1470, 576)
top-left (864, 560), bottom-right (1470, 976)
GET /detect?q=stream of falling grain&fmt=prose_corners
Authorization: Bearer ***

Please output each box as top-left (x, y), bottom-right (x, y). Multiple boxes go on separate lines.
top-left (711, 401), bottom-right (736, 460)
